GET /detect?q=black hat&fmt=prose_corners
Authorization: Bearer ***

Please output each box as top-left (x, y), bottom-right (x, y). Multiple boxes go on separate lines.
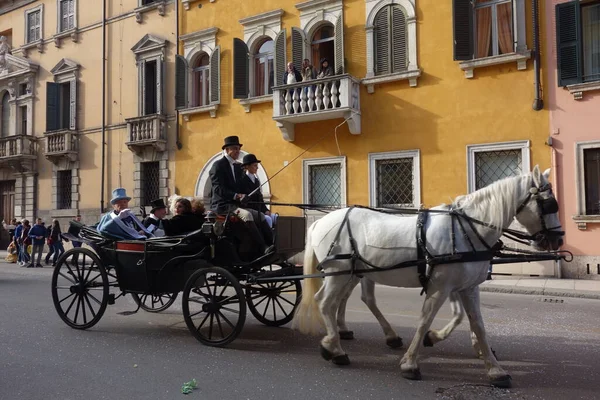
top-left (150, 198), bottom-right (167, 212)
top-left (241, 154), bottom-right (261, 166)
top-left (222, 136), bottom-right (243, 150)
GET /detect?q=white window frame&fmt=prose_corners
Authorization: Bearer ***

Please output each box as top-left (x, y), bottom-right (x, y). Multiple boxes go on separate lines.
top-left (466, 140), bottom-right (530, 193)
top-left (49, 58), bottom-right (80, 132)
top-left (131, 34), bottom-right (168, 117)
top-left (57, 0), bottom-right (77, 33)
top-left (363, 0), bottom-right (421, 92)
top-left (24, 4), bottom-right (43, 45)
top-left (191, 57), bottom-right (210, 108)
top-left (252, 40), bottom-right (274, 98)
top-left (302, 156), bottom-right (347, 208)
top-left (575, 140), bottom-right (600, 218)
top-left (368, 150), bottom-right (421, 208)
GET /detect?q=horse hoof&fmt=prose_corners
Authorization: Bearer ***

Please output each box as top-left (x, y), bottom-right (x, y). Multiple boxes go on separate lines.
top-left (490, 375), bottom-right (512, 388)
top-left (423, 331), bottom-right (434, 347)
top-left (386, 336), bottom-right (403, 349)
top-left (401, 368), bottom-right (422, 381)
top-left (339, 330), bottom-right (354, 340)
top-left (332, 354), bottom-right (351, 366)
top-left (320, 345), bottom-right (333, 361)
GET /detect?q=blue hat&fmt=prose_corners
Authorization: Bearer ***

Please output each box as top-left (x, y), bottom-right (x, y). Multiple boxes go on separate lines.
top-left (110, 188), bottom-right (131, 205)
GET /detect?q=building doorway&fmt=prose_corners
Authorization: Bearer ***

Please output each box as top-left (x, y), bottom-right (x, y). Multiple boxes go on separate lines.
top-left (311, 24), bottom-right (335, 74)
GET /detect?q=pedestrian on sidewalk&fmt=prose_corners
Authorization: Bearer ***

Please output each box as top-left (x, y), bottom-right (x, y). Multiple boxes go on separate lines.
top-left (45, 219), bottom-right (66, 266)
top-left (12, 220), bottom-right (22, 265)
top-left (18, 220), bottom-right (31, 266)
top-left (27, 218), bottom-right (46, 268)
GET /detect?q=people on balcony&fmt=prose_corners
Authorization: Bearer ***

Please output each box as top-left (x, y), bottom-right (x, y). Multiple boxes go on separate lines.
top-left (97, 188), bottom-right (152, 240)
top-left (283, 62), bottom-right (302, 85)
top-left (301, 59), bottom-right (316, 82)
top-left (317, 58), bottom-right (333, 79)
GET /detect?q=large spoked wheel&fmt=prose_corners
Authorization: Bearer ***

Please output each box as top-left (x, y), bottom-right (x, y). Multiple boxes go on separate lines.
top-left (246, 265), bottom-right (302, 327)
top-left (182, 266), bottom-right (246, 347)
top-left (51, 248), bottom-right (109, 330)
top-left (131, 293), bottom-right (178, 313)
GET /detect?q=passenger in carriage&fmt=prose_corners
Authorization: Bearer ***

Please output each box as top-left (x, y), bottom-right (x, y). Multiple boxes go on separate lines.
top-left (97, 188), bottom-right (152, 240)
top-left (142, 198), bottom-right (167, 237)
top-left (240, 154), bottom-right (275, 229)
top-left (162, 198), bottom-right (205, 236)
top-left (209, 136), bottom-right (274, 255)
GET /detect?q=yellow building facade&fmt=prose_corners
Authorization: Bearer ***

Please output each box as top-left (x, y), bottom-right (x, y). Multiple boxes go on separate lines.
top-left (176, 0), bottom-right (550, 230)
top-left (0, 0), bottom-right (177, 233)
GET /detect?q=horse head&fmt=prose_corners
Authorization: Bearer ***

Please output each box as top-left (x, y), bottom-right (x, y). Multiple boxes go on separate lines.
top-left (513, 166), bottom-right (564, 251)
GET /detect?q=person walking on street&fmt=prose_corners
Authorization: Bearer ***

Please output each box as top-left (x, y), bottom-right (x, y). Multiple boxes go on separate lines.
top-left (19, 220), bottom-right (31, 266)
top-left (45, 219), bottom-right (66, 266)
top-left (27, 218), bottom-right (46, 268)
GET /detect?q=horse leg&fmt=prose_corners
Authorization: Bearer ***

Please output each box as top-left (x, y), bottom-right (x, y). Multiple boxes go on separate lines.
top-left (400, 288), bottom-right (449, 380)
top-left (458, 287), bottom-right (511, 388)
top-left (423, 291), bottom-right (464, 347)
top-left (318, 275), bottom-right (352, 366)
top-left (336, 276), bottom-right (360, 341)
top-left (360, 278), bottom-right (403, 348)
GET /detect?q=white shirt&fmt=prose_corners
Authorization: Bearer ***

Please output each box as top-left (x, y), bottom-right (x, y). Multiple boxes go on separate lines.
top-left (287, 72), bottom-right (297, 84)
top-left (246, 171), bottom-right (256, 184)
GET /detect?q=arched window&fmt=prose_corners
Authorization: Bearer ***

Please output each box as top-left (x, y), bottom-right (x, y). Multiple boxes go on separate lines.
top-left (311, 24), bottom-right (335, 74)
top-left (1, 92), bottom-right (10, 137)
top-left (191, 53), bottom-right (210, 107)
top-left (253, 38), bottom-right (274, 97)
top-left (374, 4), bottom-right (407, 76)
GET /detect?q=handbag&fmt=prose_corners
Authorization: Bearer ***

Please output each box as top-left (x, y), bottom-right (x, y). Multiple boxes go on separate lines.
top-left (47, 237), bottom-right (53, 245)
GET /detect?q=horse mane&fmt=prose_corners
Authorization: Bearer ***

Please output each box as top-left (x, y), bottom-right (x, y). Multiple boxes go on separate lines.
top-left (452, 173), bottom-right (532, 231)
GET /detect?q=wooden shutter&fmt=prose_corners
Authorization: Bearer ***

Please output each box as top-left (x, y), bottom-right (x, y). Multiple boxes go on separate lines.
top-left (233, 38), bottom-right (249, 99)
top-left (69, 79), bottom-right (77, 130)
top-left (274, 29), bottom-right (287, 86)
top-left (157, 59), bottom-right (164, 114)
top-left (334, 14), bottom-right (345, 74)
top-left (175, 55), bottom-right (188, 109)
top-left (391, 5), bottom-right (407, 72)
top-left (556, 1), bottom-right (582, 87)
top-left (210, 45), bottom-right (221, 104)
top-left (374, 6), bottom-right (390, 75)
top-left (292, 27), bottom-right (306, 72)
top-left (452, 0), bottom-right (474, 61)
top-left (46, 82), bottom-right (60, 132)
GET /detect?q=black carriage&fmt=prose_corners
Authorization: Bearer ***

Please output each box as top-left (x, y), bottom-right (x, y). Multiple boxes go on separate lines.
top-left (51, 213), bottom-right (306, 347)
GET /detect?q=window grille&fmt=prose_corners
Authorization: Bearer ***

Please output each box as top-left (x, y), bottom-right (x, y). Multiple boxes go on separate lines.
top-left (584, 148), bottom-right (600, 215)
top-left (375, 158), bottom-right (414, 207)
top-left (57, 170), bottom-right (72, 210)
top-left (309, 164), bottom-right (341, 206)
top-left (474, 149), bottom-right (522, 190)
top-left (141, 162), bottom-right (160, 206)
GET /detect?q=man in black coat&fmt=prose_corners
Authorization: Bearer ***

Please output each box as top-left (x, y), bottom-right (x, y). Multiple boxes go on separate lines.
top-left (142, 198), bottom-right (167, 237)
top-left (209, 136), bottom-right (274, 255)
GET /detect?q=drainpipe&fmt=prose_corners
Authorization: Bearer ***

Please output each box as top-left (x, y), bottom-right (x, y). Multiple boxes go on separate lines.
top-left (175, 0), bottom-right (182, 150)
top-left (532, 0), bottom-right (543, 111)
top-left (551, 145), bottom-right (562, 279)
top-left (100, 0), bottom-right (107, 213)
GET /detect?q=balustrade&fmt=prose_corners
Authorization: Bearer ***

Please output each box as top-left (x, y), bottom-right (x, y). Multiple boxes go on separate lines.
top-left (125, 114), bottom-right (167, 152)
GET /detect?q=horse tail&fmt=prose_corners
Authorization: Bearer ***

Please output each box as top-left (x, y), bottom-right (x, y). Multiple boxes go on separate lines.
top-left (293, 220), bottom-right (324, 335)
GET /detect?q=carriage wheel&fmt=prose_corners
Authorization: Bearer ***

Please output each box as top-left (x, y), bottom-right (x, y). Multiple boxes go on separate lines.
top-left (182, 266), bottom-right (246, 347)
top-left (51, 248), bottom-right (109, 330)
top-left (246, 265), bottom-right (302, 327)
top-left (131, 293), bottom-right (178, 313)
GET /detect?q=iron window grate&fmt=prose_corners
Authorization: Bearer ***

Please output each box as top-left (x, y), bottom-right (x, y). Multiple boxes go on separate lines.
top-left (57, 170), bottom-right (72, 210)
top-left (309, 164), bottom-right (341, 206)
top-left (141, 162), bottom-right (160, 206)
top-left (376, 158), bottom-right (414, 207)
top-left (475, 150), bottom-right (522, 190)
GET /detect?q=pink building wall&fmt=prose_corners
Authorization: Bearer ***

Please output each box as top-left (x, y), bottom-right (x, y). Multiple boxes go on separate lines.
top-left (546, 0), bottom-right (600, 278)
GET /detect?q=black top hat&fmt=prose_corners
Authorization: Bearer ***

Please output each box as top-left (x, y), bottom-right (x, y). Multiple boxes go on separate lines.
top-left (222, 136), bottom-right (243, 150)
top-left (241, 153), bottom-right (261, 166)
top-left (150, 198), bottom-right (167, 212)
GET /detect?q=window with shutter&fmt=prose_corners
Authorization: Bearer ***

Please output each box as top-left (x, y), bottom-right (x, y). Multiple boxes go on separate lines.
top-left (26, 10), bottom-right (42, 44)
top-left (1, 92), bottom-right (9, 138)
top-left (210, 46), bottom-right (220, 104)
top-left (59, 0), bottom-right (75, 32)
top-left (190, 53), bottom-right (210, 107)
top-left (175, 55), bottom-right (188, 110)
top-left (144, 60), bottom-right (158, 115)
top-left (334, 15), bottom-right (344, 74)
top-left (582, 2), bottom-right (600, 83)
top-left (292, 27), bottom-right (306, 73)
top-left (233, 38), bottom-right (249, 99)
top-left (45, 82), bottom-right (60, 132)
top-left (252, 39), bottom-right (274, 97)
top-left (453, 0), bottom-right (473, 60)
top-left (274, 29), bottom-right (287, 86)
top-left (374, 5), bottom-right (407, 76)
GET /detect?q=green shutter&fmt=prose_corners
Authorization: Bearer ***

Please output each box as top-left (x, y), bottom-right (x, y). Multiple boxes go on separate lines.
top-left (334, 14), bottom-right (345, 74)
top-left (233, 38), bottom-right (249, 99)
top-left (210, 45), bottom-right (221, 104)
top-left (69, 79), bottom-right (77, 130)
top-left (391, 5), bottom-right (407, 72)
top-left (274, 29), bottom-right (287, 86)
top-left (175, 55), bottom-right (188, 109)
top-left (452, 0), bottom-right (474, 61)
top-left (556, 1), bottom-right (582, 86)
top-left (292, 27), bottom-right (306, 73)
top-left (374, 5), bottom-right (390, 76)
top-left (46, 82), bottom-right (60, 132)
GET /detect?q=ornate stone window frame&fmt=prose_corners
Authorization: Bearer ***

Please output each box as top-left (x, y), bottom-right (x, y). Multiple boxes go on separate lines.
top-left (135, 0), bottom-right (166, 24)
top-left (363, 0), bottom-right (421, 93)
top-left (574, 140), bottom-right (600, 230)
top-left (0, 55), bottom-right (38, 137)
top-left (132, 34), bottom-right (168, 117)
top-left (48, 58), bottom-right (80, 132)
top-left (53, 0), bottom-right (79, 48)
top-left (133, 151), bottom-right (170, 209)
top-left (51, 160), bottom-right (80, 217)
top-left (22, 3), bottom-right (44, 55)
top-left (237, 9), bottom-right (283, 112)
top-left (180, 27), bottom-right (219, 119)
top-left (368, 149), bottom-right (421, 208)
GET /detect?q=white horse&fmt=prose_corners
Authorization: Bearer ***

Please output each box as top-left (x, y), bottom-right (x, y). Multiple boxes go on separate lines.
top-left (293, 166), bottom-right (563, 387)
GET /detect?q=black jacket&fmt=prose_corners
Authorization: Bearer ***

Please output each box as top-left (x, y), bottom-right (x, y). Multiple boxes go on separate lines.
top-left (209, 156), bottom-right (244, 214)
top-left (239, 174), bottom-right (268, 214)
top-left (142, 216), bottom-right (161, 229)
top-left (162, 213), bottom-right (205, 236)
top-left (283, 68), bottom-right (302, 84)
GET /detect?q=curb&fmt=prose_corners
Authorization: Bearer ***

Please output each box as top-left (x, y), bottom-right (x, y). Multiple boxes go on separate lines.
top-left (479, 285), bottom-right (600, 300)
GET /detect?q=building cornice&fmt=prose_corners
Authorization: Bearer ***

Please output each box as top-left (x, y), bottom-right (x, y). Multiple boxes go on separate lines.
top-left (0, 0), bottom-right (36, 15)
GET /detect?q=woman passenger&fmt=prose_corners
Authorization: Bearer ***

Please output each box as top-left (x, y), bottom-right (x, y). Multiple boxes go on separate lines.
top-left (162, 198), bottom-right (205, 236)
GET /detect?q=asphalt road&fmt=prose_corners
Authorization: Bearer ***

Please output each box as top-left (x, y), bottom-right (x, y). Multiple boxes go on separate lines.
top-left (1, 265), bottom-right (599, 400)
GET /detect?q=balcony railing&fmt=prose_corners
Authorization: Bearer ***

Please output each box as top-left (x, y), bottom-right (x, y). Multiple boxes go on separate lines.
top-left (44, 130), bottom-right (78, 162)
top-left (125, 114), bottom-right (167, 153)
top-left (0, 135), bottom-right (37, 171)
top-left (273, 74), bottom-right (362, 141)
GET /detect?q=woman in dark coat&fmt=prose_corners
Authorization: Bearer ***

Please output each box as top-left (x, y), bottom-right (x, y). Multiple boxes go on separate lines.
top-left (239, 154), bottom-right (273, 228)
top-left (162, 198), bottom-right (205, 236)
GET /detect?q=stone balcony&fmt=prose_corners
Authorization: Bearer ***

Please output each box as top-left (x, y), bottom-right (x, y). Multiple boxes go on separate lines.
top-left (125, 114), bottom-right (167, 153)
top-left (44, 130), bottom-right (78, 162)
top-left (0, 135), bottom-right (37, 172)
top-left (272, 74), bottom-right (362, 141)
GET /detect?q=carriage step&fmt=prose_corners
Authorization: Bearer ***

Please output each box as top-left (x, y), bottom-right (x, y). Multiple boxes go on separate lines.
top-left (108, 294), bottom-right (116, 305)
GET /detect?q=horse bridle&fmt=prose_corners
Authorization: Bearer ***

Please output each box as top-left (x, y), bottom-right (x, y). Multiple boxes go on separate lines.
top-left (514, 182), bottom-right (565, 242)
